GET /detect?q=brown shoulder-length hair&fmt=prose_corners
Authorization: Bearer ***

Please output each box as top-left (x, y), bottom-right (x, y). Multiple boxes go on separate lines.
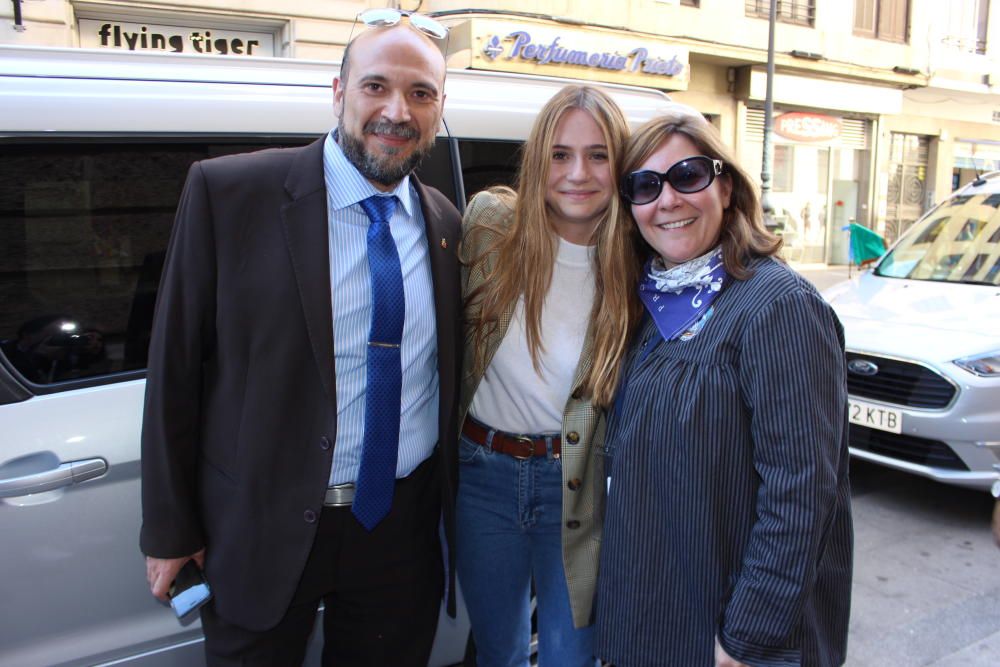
top-left (465, 85), bottom-right (642, 408)
top-left (622, 105), bottom-right (782, 279)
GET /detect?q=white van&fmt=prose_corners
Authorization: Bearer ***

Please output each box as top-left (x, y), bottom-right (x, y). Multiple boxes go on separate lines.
top-left (0, 44), bottom-right (671, 667)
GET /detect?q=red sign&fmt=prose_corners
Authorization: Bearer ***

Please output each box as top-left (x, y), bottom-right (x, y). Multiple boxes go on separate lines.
top-left (774, 112), bottom-right (841, 142)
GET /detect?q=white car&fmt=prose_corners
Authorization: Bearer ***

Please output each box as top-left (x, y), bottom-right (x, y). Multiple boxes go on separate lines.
top-left (822, 171), bottom-right (1000, 491)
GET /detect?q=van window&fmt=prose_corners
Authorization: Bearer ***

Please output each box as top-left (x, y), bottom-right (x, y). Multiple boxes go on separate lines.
top-left (0, 139), bottom-right (310, 389)
top-left (0, 136), bottom-right (520, 391)
top-left (415, 138), bottom-right (459, 204)
top-left (456, 140), bottom-right (523, 201)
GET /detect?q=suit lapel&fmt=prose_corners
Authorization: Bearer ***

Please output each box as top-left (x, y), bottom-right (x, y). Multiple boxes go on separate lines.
top-left (281, 138), bottom-right (336, 405)
top-left (415, 179), bottom-right (461, 425)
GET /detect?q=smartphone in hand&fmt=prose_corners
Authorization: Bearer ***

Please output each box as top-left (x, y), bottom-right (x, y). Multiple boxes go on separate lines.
top-left (168, 560), bottom-right (212, 619)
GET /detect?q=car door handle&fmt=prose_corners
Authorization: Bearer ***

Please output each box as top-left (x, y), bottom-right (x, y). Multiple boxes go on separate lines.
top-left (0, 457), bottom-right (108, 497)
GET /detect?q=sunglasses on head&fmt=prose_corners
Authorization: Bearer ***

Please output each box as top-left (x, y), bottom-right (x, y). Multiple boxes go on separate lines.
top-left (356, 8), bottom-right (449, 41)
top-left (621, 156), bottom-right (724, 205)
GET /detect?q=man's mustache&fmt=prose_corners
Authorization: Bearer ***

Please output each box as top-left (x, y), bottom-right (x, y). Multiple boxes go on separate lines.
top-left (363, 120), bottom-right (419, 139)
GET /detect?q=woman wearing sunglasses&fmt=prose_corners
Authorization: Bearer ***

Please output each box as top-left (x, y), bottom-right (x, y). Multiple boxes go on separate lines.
top-left (594, 106), bottom-right (853, 667)
top-left (458, 85), bottom-right (640, 666)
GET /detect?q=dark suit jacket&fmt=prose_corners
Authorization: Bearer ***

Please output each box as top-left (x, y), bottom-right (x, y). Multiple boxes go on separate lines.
top-left (139, 137), bottom-right (462, 631)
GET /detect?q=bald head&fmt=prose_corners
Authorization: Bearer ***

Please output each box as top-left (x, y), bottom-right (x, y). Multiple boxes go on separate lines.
top-left (340, 23), bottom-right (446, 86)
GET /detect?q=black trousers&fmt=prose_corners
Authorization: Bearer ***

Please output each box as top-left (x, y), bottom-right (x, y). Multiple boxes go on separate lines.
top-left (200, 455), bottom-right (444, 666)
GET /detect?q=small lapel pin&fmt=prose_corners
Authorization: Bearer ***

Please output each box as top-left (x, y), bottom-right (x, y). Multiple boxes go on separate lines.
top-left (440, 237), bottom-right (448, 249)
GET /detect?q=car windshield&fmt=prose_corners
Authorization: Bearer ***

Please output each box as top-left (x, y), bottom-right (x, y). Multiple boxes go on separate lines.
top-left (875, 192), bottom-right (1000, 285)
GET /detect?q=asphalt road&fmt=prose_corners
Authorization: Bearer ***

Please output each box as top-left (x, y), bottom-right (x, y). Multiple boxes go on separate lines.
top-left (847, 459), bottom-right (999, 666)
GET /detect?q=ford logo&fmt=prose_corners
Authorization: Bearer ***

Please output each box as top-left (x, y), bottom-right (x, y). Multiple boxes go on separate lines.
top-left (848, 359), bottom-right (879, 376)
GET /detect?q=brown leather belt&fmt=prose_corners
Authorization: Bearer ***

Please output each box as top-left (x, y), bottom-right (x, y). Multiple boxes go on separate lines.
top-left (462, 418), bottom-right (561, 459)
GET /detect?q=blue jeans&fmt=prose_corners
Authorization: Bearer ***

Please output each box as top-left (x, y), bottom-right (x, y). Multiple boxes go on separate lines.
top-left (456, 430), bottom-right (597, 667)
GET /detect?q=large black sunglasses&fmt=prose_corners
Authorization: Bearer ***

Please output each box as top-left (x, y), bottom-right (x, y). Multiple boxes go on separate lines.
top-left (621, 156), bottom-right (724, 205)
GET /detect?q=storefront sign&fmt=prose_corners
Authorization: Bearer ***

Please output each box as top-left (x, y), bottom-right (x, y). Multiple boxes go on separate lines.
top-left (774, 112), bottom-right (842, 142)
top-left (748, 69), bottom-right (902, 116)
top-left (78, 19), bottom-right (275, 57)
top-left (465, 20), bottom-right (689, 90)
top-left (483, 31), bottom-right (684, 78)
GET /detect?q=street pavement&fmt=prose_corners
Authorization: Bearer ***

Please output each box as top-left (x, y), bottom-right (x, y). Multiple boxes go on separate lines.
top-left (794, 262), bottom-right (1000, 667)
top-left (791, 261), bottom-right (853, 293)
top-left (847, 460), bottom-right (999, 666)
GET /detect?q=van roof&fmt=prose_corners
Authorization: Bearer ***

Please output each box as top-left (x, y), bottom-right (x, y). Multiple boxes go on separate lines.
top-left (0, 44), bottom-right (673, 139)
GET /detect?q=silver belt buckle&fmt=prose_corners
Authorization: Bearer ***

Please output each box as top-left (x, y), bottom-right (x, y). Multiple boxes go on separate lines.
top-left (324, 482), bottom-right (356, 507)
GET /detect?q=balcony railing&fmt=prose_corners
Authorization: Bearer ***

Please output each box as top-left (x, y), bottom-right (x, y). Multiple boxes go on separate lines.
top-left (745, 0), bottom-right (815, 27)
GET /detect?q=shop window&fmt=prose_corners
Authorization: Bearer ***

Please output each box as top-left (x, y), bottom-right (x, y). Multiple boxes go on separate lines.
top-left (817, 150), bottom-right (830, 195)
top-left (854, 0), bottom-right (910, 43)
top-left (745, 0), bottom-right (815, 27)
top-left (772, 145), bottom-right (794, 192)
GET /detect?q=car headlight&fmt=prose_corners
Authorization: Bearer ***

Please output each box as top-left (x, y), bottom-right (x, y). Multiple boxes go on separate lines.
top-left (953, 351), bottom-right (1000, 377)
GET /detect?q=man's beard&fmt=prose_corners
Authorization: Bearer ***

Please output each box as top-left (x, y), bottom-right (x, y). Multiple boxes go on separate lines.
top-left (338, 118), bottom-right (435, 187)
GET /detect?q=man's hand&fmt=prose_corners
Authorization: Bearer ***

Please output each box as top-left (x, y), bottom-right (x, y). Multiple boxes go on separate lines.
top-left (715, 636), bottom-right (751, 667)
top-left (146, 549), bottom-right (205, 602)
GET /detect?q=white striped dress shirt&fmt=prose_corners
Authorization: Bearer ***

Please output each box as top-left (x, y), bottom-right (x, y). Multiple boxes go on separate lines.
top-left (322, 131), bottom-right (439, 486)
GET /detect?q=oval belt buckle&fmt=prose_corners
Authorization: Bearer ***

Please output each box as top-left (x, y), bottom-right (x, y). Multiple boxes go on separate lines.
top-left (512, 435), bottom-right (535, 460)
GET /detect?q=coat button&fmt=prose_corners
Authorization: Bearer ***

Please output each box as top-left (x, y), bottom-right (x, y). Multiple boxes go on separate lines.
top-left (320, 436), bottom-right (331, 451)
top-left (304, 509), bottom-right (317, 523)
top-left (566, 431), bottom-right (580, 444)
top-left (568, 478), bottom-right (582, 491)
top-left (566, 520), bottom-right (581, 529)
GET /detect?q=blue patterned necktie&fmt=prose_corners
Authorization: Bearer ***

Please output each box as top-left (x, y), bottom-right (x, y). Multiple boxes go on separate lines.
top-left (352, 194), bottom-right (404, 531)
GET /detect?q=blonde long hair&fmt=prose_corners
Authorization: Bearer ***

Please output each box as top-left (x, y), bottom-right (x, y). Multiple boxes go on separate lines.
top-left (465, 85), bottom-right (641, 408)
top-left (622, 106), bottom-right (782, 279)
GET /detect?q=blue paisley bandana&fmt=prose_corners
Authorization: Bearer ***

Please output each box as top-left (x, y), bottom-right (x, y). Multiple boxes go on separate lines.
top-left (638, 247), bottom-right (728, 343)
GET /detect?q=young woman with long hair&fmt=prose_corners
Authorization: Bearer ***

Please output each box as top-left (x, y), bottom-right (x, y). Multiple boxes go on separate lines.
top-left (456, 85), bottom-right (640, 666)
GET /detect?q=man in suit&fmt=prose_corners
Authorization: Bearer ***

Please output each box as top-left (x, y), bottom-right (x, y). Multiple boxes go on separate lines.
top-left (140, 19), bottom-right (461, 666)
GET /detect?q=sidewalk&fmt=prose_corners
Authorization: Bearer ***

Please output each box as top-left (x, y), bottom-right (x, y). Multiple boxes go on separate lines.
top-left (789, 261), bottom-right (854, 292)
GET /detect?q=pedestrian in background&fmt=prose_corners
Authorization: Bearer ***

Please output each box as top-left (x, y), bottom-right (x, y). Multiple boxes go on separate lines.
top-left (458, 85), bottom-right (640, 666)
top-left (595, 105), bottom-right (853, 667)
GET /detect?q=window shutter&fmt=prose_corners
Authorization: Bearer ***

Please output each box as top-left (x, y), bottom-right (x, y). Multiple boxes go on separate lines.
top-left (854, 0), bottom-right (877, 37)
top-left (878, 0), bottom-right (909, 43)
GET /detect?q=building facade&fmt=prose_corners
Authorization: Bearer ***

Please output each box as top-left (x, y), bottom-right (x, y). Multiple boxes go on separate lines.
top-left (3, 0), bottom-right (999, 262)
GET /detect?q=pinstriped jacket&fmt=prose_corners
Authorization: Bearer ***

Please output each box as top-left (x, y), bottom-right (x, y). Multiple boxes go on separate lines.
top-left (458, 190), bottom-right (605, 628)
top-left (595, 257), bottom-right (853, 666)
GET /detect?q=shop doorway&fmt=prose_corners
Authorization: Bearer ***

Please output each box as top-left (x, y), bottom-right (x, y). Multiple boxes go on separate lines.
top-left (743, 109), bottom-right (871, 264)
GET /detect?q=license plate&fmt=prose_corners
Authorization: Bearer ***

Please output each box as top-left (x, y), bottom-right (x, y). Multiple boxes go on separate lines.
top-left (848, 398), bottom-right (902, 434)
